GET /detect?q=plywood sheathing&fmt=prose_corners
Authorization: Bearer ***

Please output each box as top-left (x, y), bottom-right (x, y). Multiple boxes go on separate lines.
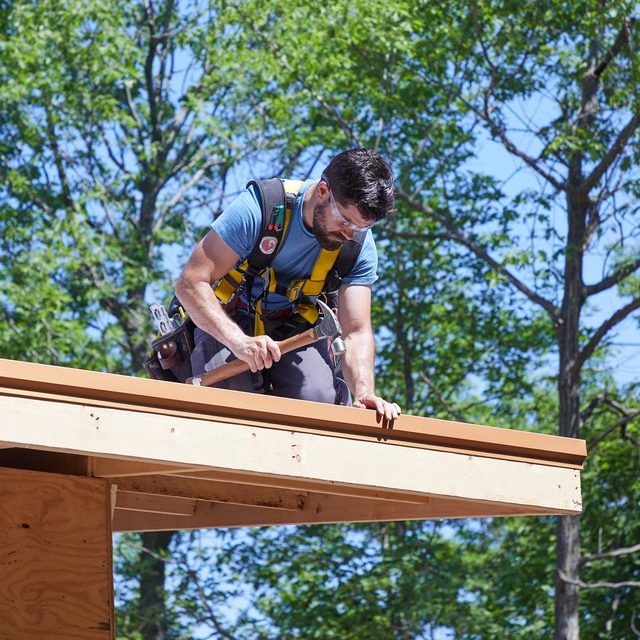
top-left (0, 466), bottom-right (114, 640)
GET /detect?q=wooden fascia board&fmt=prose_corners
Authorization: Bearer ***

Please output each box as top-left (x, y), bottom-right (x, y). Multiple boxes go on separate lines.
top-left (4, 385), bottom-right (580, 470)
top-left (0, 393), bottom-right (582, 516)
top-left (0, 359), bottom-right (586, 468)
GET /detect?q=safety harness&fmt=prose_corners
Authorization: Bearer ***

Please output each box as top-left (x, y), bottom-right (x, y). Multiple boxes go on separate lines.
top-left (144, 177), bottom-right (365, 384)
top-left (213, 178), bottom-right (365, 335)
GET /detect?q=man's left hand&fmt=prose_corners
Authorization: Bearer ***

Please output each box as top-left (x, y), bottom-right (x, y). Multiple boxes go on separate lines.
top-left (353, 394), bottom-right (402, 422)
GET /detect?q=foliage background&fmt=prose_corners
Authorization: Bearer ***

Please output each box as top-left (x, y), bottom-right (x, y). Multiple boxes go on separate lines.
top-left (1, 0), bottom-right (639, 638)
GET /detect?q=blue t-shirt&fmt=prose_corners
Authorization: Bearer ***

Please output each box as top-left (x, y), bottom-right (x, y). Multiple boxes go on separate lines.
top-left (211, 180), bottom-right (378, 310)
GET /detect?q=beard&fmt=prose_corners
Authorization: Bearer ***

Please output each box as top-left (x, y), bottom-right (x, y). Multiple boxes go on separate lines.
top-left (312, 202), bottom-right (344, 250)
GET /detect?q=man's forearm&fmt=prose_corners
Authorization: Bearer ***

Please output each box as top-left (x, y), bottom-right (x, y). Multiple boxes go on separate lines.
top-left (342, 329), bottom-right (376, 398)
top-left (175, 278), bottom-right (246, 351)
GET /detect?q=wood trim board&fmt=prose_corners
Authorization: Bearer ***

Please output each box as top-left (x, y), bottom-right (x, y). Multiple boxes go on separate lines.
top-left (0, 358), bottom-right (585, 530)
top-left (0, 359), bottom-right (586, 467)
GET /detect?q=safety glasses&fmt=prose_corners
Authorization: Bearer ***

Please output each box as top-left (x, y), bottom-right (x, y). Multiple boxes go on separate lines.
top-left (321, 178), bottom-right (376, 231)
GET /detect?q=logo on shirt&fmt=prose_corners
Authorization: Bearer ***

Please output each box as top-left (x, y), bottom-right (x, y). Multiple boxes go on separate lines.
top-left (260, 236), bottom-right (278, 255)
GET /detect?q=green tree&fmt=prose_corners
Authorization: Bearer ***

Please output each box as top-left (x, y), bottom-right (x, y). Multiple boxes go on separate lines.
top-left (0, 1), bottom-right (296, 637)
top-left (209, 1), bottom-right (640, 637)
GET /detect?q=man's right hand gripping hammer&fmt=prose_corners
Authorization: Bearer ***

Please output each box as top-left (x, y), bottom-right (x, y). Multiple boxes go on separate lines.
top-left (186, 300), bottom-right (342, 387)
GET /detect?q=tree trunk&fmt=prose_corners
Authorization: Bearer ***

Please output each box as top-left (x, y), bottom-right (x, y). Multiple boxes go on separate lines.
top-left (555, 189), bottom-right (585, 640)
top-left (555, 348), bottom-right (583, 640)
top-left (555, 370), bottom-right (580, 640)
top-left (555, 516), bottom-right (581, 640)
top-left (555, 346), bottom-right (583, 640)
top-left (140, 531), bottom-right (175, 640)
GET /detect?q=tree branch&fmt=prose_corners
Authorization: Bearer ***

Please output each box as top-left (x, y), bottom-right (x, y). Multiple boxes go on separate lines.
top-left (185, 568), bottom-right (238, 640)
top-left (44, 104), bottom-right (76, 212)
top-left (580, 392), bottom-right (609, 424)
top-left (591, 18), bottom-right (637, 80)
top-left (582, 393), bottom-right (632, 424)
top-left (576, 295), bottom-right (640, 370)
top-left (581, 197), bottom-right (601, 252)
top-left (558, 569), bottom-right (640, 590)
top-left (382, 229), bottom-right (458, 243)
top-left (582, 542), bottom-right (640, 566)
top-left (143, 0), bottom-right (162, 145)
top-left (154, 154), bottom-right (220, 232)
top-left (397, 189), bottom-right (560, 319)
top-left (585, 256), bottom-right (640, 297)
top-left (581, 112), bottom-right (640, 193)
top-left (228, 1), bottom-right (361, 146)
top-left (124, 80), bottom-right (143, 130)
top-left (587, 408), bottom-right (640, 451)
top-left (467, 100), bottom-right (567, 191)
top-left (419, 372), bottom-right (466, 422)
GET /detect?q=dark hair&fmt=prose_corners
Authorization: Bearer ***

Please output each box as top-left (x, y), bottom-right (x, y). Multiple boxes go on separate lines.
top-left (322, 148), bottom-right (395, 222)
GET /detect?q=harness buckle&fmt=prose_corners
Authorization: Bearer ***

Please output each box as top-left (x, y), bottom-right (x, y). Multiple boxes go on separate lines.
top-left (286, 279), bottom-right (306, 301)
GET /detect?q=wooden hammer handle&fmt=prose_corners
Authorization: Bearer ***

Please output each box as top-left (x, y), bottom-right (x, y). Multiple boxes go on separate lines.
top-left (187, 327), bottom-right (319, 387)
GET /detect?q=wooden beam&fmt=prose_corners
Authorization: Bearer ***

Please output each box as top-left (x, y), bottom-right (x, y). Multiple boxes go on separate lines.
top-left (92, 457), bottom-right (204, 478)
top-left (0, 467), bottom-right (114, 639)
top-left (113, 492), bottom-right (569, 533)
top-left (0, 358), bottom-right (587, 467)
top-left (0, 394), bottom-right (583, 516)
top-left (115, 490), bottom-right (196, 516)
top-left (170, 468), bottom-right (430, 504)
top-left (0, 448), bottom-right (90, 476)
top-left (93, 461), bottom-right (429, 505)
top-left (114, 475), bottom-right (306, 511)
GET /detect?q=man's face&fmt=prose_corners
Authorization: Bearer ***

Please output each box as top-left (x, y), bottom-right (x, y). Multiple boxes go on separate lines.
top-left (312, 185), bottom-right (373, 250)
top-left (312, 200), bottom-right (347, 250)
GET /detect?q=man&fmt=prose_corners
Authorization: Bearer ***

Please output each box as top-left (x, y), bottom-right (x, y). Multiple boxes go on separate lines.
top-left (176, 148), bottom-right (401, 421)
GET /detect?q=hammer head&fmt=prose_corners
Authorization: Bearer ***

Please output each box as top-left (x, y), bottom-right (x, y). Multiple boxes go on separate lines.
top-left (314, 299), bottom-right (342, 339)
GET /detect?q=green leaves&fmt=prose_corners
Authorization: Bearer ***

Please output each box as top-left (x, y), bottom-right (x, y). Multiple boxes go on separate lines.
top-left (3, 0), bottom-right (640, 637)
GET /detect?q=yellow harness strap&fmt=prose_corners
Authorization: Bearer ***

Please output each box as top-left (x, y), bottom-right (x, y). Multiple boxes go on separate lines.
top-left (295, 247), bottom-right (341, 324)
top-left (213, 185), bottom-right (296, 308)
top-left (213, 179), bottom-right (343, 332)
top-left (215, 263), bottom-right (247, 303)
top-left (254, 300), bottom-right (266, 336)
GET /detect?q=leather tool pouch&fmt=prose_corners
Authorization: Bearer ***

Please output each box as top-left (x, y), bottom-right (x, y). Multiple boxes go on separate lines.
top-left (142, 317), bottom-right (195, 383)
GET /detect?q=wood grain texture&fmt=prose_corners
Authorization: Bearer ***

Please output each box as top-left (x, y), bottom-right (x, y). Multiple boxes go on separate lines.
top-left (115, 490), bottom-right (196, 516)
top-left (0, 358), bottom-right (587, 466)
top-left (92, 457), bottom-right (203, 477)
top-left (0, 394), bottom-right (583, 514)
top-left (0, 468), bottom-right (114, 640)
top-left (115, 475), bottom-right (306, 511)
top-left (113, 492), bottom-right (570, 532)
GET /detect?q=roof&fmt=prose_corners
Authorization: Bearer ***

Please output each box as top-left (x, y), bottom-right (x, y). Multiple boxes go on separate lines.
top-left (0, 358), bottom-right (586, 531)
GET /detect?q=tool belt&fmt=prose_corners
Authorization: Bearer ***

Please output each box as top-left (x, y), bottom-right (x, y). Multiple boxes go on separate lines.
top-left (230, 299), bottom-right (312, 342)
top-left (142, 314), bottom-right (195, 383)
top-left (143, 298), bottom-right (310, 383)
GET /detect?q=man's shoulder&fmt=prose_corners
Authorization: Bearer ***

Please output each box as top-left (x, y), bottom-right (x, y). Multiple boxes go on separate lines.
top-left (211, 186), bottom-right (263, 258)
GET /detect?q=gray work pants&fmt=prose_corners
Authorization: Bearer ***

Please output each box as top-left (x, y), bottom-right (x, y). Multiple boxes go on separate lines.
top-left (190, 314), bottom-right (351, 406)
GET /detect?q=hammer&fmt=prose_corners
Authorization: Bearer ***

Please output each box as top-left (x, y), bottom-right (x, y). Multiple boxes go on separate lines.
top-left (186, 299), bottom-right (342, 387)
